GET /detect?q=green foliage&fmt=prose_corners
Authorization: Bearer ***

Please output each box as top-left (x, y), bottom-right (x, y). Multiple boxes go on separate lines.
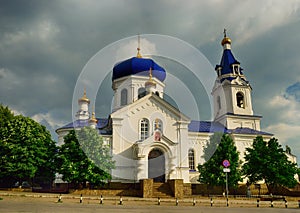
top-left (202, 132), bottom-right (223, 162)
top-left (0, 106), bottom-right (57, 186)
top-left (198, 133), bottom-right (242, 188)
top-left (242, 136), bottom-right (299, 193)
top-left (0, 104), bottom-right (14, 128)
top-left (57, 127), bottom-right (115, 187)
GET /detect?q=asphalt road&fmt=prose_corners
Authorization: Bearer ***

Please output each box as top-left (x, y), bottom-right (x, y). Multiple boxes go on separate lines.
top-left (1, 196), bottom-right (300, 213)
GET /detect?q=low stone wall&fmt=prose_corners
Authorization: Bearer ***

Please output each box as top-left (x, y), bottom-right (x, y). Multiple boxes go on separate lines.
top-left (191, 183), bottom-right (277, 196)
top-left (183, 183), bottom-right (191, 196)
top-left (140, 179), bottom-right (153, 198)
top-left (71, 182), bottom-right (141, 197)
top-left (71, 189), bottom-right (141, 197)
top-left (168, 179), bottom-right (184, 198)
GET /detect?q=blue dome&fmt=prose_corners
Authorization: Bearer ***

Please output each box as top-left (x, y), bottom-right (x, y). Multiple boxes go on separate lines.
top-left (112, 57), bottom-right (166, 82)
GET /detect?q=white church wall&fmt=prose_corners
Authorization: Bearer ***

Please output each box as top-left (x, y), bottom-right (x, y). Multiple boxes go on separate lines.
top-left (110, 94), bottom-right (187, 182)
top-left (230, 86), bottom-right (253, 116)
top-left (187, 132), bottom-right (211, 183)
top-left (112, 75), bottom-right (165, 112)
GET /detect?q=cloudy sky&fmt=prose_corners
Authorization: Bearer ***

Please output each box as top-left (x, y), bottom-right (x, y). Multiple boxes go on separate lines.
top-left (1, 0), bottom-right (300, 162)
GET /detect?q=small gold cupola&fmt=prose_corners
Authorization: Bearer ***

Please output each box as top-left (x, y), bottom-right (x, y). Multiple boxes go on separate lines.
top-left (78, 88), bottom-right (90, 104)
top-left (145, 67), bottom-right (156, 87)
top-left (145, 67), bottom-right (157, 94)
top-left (89, 106), bottom-right (98, 128)
top-left (89, 111), bottom-right (97, 124)
top-left (221, 29), bottom-right (232, 49)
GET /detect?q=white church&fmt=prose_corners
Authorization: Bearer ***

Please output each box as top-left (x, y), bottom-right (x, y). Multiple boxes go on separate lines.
top-left (56, 33), bottom-right (296, 184)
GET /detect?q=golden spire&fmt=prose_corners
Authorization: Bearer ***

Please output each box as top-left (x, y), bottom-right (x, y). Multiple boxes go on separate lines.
top-left (145, 67), bottom-right (156, 87)
top-left (89, 105), bottom-right (97, 124)
top-left (78, 87), bottom-right (90, 103)
top-left (221, 28), bottom-right (232, 46)
top-left (137, 34), bottom-right (142, 58)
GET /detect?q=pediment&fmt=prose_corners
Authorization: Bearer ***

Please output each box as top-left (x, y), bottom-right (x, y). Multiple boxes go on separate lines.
top-left (111, 93), bottom-right (190, 122)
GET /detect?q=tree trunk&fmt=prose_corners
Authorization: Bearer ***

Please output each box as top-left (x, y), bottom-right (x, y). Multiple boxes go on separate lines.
top-left (266, 183), bottom-right (275, 195)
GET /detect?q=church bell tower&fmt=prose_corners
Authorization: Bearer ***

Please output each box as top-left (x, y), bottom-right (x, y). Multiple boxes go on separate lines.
top-left (212, 30), bottom-right (261, 130)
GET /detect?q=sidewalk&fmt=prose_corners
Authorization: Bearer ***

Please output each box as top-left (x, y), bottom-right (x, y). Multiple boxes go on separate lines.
top-left (1, 190), bottom-right (300, 208)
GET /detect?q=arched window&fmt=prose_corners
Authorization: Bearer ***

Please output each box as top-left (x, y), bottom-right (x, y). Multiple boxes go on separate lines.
top-left (188, 149), bottom-right (195, 171)
top-left (236, 92), bottom-right (244, 108)
top-left (153, 119), bottom-right (163, 132)
top-left (120, 89), bottom-right (128, 106)
top-left (216, 67), bottom-right (222, 77)
top-left (217, 96), bottom-right (221, 110)
top-left (140, 118), bottom-right (149, 140)
top-left (233, 65), bottom-right (240, 75)
top-left (138, 87), bottom-right (146, 99)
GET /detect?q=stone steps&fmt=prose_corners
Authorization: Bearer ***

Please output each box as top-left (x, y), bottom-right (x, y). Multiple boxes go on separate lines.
top-left (152, 182), bottom-right (173, 198)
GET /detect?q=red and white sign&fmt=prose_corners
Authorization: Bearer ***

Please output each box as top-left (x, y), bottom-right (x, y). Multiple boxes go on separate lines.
top-left (222, 159), bottom-right (230, 168)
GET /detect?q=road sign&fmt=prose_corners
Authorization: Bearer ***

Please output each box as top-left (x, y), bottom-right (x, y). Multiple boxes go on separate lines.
top-left (223, 168), bottom-right (230, 172)
top-left (222, 159), bottom-right (230, 168)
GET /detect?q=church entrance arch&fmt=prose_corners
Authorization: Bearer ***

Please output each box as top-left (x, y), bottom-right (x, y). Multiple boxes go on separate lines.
top-left (148, 148), bottom-right (165, 182)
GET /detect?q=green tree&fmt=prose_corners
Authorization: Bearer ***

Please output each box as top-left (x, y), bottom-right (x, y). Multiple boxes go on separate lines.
top-left (202, 132), bottom-right (223, 161)
top-left (57, 127), bottom-right (115, 188)
top-left (242, 136), bottom-right (298, 193)
top-left (0, 113), bottom-right (57, 187)
top-left (198, 133), bottom-right (242, 188)
top-left (0, 104), bottom-right (14, 128)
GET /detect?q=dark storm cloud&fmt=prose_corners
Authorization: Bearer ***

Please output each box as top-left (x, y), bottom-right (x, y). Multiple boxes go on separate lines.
top-left (0, 0), bottom-right (300, 160)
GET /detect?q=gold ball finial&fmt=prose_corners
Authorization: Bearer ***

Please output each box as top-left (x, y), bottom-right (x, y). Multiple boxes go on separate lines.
top-left (221, 28), bottom-right (232, 46)
top-left (78, 87), bottom-right (90, 104)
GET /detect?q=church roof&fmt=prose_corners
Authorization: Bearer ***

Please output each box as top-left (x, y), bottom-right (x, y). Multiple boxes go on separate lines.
top-left (227, 127), bottom-right (273, 135)
top-left (58, 118), bottom-right (272, 136)
top-left (56, 118), bottom-right (111, 135)
top-left (188, 120), bottom-right (272, 135)
top-left (188, 120), bottom-right (227, 133)
top-left (215, 32), bottom-right (249, 84)
top-left (217, 49), bottom-right (240, 75)
top-left (112, 57), bottom-right (166, 82)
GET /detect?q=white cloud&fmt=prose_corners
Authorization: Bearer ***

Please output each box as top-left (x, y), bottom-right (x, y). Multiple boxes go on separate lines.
top-left (265, 93), bottom-right (300, 158)
top-left (32, 112), bottom-right (65, 130)
top-left (10, 107), bottom-right (26, 116)
top-left (2, 19), bottom-right (59, 48)
top-left (268, 95), bottom-right (300, 124)
top-left (193, 0), bottom-right (300, 44)
top-left (265, 123), bottom-right (300, 151)
top-left (265, 123), bottom-right (300, 143)
top-left (115, 38), bottom-right (157, 61)
top-left (269, 95), bottom-right (291, 108)
top-left (233, 0), bottom-right (299, 42)
top-left (35, 20), bottom-right (60, 41)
